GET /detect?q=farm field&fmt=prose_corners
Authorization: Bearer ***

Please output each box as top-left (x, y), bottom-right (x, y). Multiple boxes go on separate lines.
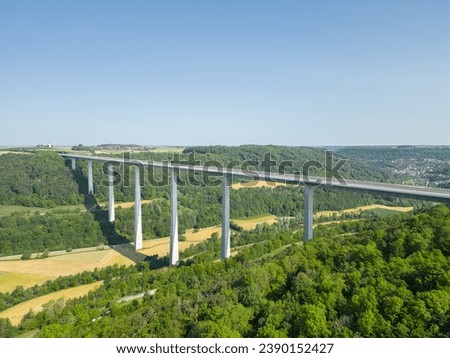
top-left (0, 249), bottom-right (133, 288)
top-left (140, 215), bottom-right (277, 256)
top-left (149, 146), bottom-right (185, 153)
top-left (314, 219), bottom-right (362, 228)
top-left (93, 146), bottom-right (184, 155)
top-left (0, 215), bottom-right (278, 292)
top-left (0, 271), bottom-right (53, 293)
top-left (112, 199), bottom-right (156, 209)
top-left (0, 199), bottom-right (165, 217)
top-left (232, 180), bottom-right (291, 190)
top-left (0, 281), bottom-right (103, 325)
top-left (139, 226), bottom-right (221, 257)
top-left (0, 204), bottom-right (86, 217)
top-left (368, 207), bottom-right (413, 217)
top-left (98, 199), bottom-right (158, 209)
top-left (233, 214), bottom-right (278, 230)
top-left (315, 204), bottom-right (414, 218)
top-left (0, 151), bottom-right (32, 156)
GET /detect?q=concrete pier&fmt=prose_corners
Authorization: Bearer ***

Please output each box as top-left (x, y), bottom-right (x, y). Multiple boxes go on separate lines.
top-left (108, 163), bottom-right (115, 223)
top-left (169, 167), bottom-right (179, 266)
top-left (221, 174), bottom-right (231, 259)
top-left (134, 166), bottom-right (143, 250)
top-left (71, 158), bottom-right (76, 170)
top-left (303, 186), bottom-right (314, 242)
top-left (87, 160), bottom-right (94, 194)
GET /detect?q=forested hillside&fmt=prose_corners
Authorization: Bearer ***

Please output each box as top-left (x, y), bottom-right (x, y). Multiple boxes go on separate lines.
top-left (0, 211), bottom-right (105, 256)
top-left (1, 205), bottom-right (449, 337)
top-left (0, 152), bottom-right (82, 207)
top-left (182, 145), bottom-right (393, 181)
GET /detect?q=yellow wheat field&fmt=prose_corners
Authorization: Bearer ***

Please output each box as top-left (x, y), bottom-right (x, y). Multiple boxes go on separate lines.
top-left (113, 199), bottom-right (156, 209)
top-left (0, 271), bottom-right (53, 293)
top-left (0, 281), bottom-right (103, 326)
top-left (233, 215), bottom-right (278, 230)
top-left (315, 204), bottom-right (413, 218)
top-left (139, 226), bottom-right (222, 257)
top-left (0, 249), bottom-right (137, 291)
top-left (232, 180), bottom-right (291, 190)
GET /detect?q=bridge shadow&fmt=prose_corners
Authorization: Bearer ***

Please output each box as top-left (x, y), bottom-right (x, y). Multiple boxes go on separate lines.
top-left (66, 161), bottom-right (151, 265)
top-left (143, 254), bottom-right (169, 269)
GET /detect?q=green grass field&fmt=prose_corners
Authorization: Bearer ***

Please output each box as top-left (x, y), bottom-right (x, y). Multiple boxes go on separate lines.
top-left (149, 146), bottom-right (185, 153)
top-left (0, 151), bottom-right (32, 156)
top-left (0, 204), bottom-right (86, 217)
top-left (367, 207), bottom-right (408, 217)
top-left (233, 213), bottom-right (275, 221)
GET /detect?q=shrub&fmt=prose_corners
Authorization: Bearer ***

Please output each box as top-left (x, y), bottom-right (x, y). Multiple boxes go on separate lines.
top-left (21, 252), bottom-right (32, 260)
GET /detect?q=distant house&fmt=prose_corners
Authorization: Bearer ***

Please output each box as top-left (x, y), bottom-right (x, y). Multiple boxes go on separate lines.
top-left (36, 144), bottom-right (53, 149)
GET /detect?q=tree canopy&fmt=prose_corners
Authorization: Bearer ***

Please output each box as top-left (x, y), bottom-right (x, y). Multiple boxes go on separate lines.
top-left (2, 205), bottom-right (449, 338)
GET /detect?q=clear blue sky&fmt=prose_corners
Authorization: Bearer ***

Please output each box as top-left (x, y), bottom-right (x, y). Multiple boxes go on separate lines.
top-left (1, 0), bottom-right (449, 146)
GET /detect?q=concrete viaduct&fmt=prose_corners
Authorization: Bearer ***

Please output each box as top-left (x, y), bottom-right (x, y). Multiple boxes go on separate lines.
top-left (61, 153), bottom-right (450, 266)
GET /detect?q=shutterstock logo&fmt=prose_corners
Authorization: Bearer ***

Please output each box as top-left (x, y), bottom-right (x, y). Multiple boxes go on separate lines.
top-left (100, 151), bottom-right (349, 188)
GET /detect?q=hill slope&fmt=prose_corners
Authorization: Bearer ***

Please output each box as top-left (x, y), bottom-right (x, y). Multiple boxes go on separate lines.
top-left (0, 152), bottom-right (82, 207)
top-left (1, 205), bottom-right (449, 338)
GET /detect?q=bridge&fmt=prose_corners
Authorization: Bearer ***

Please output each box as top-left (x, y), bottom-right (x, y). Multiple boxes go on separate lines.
top-left (61, 153), bottom-right (450, 266)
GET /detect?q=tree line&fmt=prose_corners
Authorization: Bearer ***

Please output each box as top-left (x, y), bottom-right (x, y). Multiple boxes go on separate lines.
top-left (0, 211), bottom-right (105, 257)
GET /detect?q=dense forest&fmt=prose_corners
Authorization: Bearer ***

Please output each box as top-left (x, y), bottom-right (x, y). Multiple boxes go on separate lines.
top-left (0, 210), bottom-right (106, 256)
top-left (1, 205), bottom-right (449, 338)
top-left (0, 152), bottom-right (82, 207)
top-left (182, 145), bottom-right (394, 182)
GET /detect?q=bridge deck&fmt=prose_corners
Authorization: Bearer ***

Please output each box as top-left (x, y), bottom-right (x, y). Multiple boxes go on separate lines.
top-left (60, 153), bottom-right (450, 203)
